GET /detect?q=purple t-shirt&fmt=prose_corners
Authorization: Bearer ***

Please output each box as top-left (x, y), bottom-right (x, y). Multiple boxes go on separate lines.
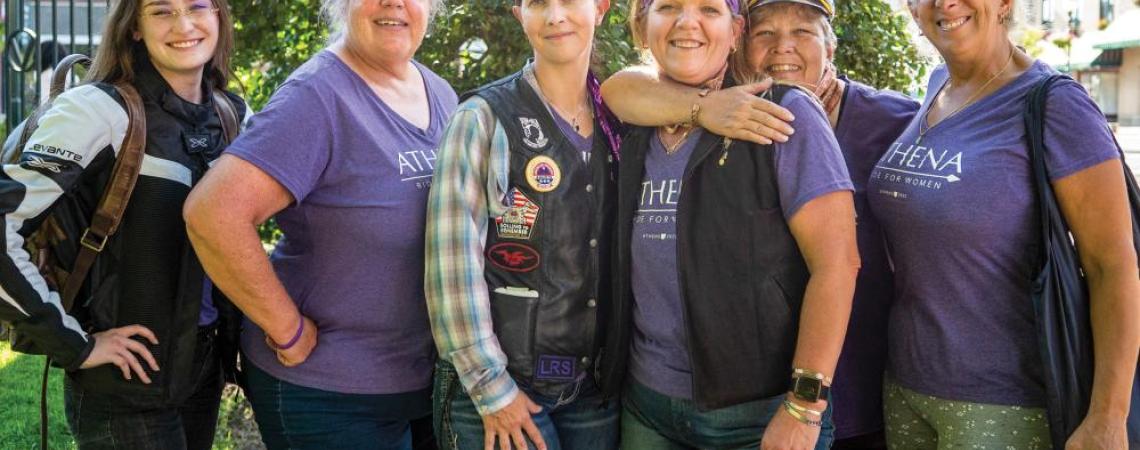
top-left (548, 107), bottom-right (592, 161)
top-left (227, 51), bottom-right (459, 394)
top-left (630, 89), bottom-right (853, 399)
top-left (629, 129), bottom-right (702, 399)
top-left (867, 61), bottom-right (1118, 406)
top-left (830, 78), bottom-right (919, 438)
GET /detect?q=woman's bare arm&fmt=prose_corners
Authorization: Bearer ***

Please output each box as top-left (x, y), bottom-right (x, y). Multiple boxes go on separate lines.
top-left (761, 190), bottom-right (860, 450)
top-left (600, 66), bottom-right (796, 145)
top-left (183, 155), bottom-right (317, 366)
top-left (1054, 159), bottom-right (1140, 449)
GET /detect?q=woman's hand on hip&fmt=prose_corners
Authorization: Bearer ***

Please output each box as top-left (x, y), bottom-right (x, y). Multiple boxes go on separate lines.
top-left (482, 391), bottom-right (546, 450)
top-left (1066, 411), bottom-right (1128, 450)
top-left (699, 80), bottom-right (795, 146)
top-left (268, 315), bottom-right (318, 367)
top-left (80, 325), bottom-right (160, 383)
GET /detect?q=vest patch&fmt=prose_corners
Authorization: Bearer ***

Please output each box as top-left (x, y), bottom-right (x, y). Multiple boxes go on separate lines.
top-left (525, 156), bottom-right (561, 193)
top-left (486, 242), bottom-right (541, 273)
top-left (535, 355), bottom-right (576, 381)
top-left (519, 117), bottom-right (549, 149)
top-left (495, 188), bottom-right (540, 240)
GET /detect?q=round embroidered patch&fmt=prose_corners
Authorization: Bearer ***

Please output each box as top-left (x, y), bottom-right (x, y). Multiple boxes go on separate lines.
top-left (525, 156), bottom-right (561, 193)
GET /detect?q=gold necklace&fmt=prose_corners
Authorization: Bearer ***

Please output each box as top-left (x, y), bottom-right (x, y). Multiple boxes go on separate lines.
top-left (659, 126), bottom-right (694, 155)
top-left (916, 48), bottom-right (1016, 145)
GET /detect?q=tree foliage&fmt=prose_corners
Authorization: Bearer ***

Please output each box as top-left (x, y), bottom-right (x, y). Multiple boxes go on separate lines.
top-left (832, 0), bottom-right (928, 93)
top-left (229, 0), bottom-right (926, 108)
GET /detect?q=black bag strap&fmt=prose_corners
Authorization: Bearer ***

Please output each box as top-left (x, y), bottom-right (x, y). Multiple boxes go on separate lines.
top-left (1026, 74), bottom-right (1140, 448)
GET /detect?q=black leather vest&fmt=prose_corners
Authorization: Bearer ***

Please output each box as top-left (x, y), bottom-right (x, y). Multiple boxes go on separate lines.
top-left (466, 71), bottom-right (616, 397)
top-left (604, 84), bottom-right (813, 410)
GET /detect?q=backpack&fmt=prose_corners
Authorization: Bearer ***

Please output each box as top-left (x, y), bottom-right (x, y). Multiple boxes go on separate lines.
top-left (0, 53), bottom-right (239, 449)
top-left (0, 54), bottom-right (239, 347)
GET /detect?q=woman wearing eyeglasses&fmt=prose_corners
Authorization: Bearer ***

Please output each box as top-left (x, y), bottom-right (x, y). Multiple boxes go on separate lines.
top-left (0, 0), bottom-right (245, 449)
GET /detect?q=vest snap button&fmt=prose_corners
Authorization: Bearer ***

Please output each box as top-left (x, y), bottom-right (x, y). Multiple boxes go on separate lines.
top-left (587, 299), bottom-right (597, 308)
top-left (586, 184), bottom-right (593, 193)
top-left (580, 356), bottom-right (590, 365)
top-left (589, 239), bottom-right (597, 248)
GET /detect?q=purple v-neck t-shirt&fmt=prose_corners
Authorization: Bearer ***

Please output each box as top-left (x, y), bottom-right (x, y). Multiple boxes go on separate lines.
top-left (631, 89), bottom-right (853, 400)
top-left (831, 78), bottom-right (919, 438)
top-left (868, 61), bottom-right (1118, 406)
top-left (226, 51), bottom-right (458, 394)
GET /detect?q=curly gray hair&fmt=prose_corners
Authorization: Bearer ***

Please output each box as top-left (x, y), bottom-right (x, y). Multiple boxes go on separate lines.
top-left (321, 0), bottom-right (446, 39)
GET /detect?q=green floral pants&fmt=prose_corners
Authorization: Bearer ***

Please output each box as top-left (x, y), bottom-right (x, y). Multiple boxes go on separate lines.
top-left (883, 378), bottom-right (1052, 449)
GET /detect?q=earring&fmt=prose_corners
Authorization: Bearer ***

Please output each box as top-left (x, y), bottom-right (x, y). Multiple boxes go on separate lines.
top-left (999, 11), bottom-right (1011, 25)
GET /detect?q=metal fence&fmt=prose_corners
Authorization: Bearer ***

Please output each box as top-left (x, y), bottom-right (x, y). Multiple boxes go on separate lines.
top-left (3, 0), bottom-right (110, 132)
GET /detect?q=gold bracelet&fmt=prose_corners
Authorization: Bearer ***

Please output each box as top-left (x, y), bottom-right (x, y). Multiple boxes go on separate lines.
top-left (783, 401), bottom-right (823, 427)
top-left (689, 87), bottom-right (711, 127)
top-left (784, 399), bottom-right (824, 416)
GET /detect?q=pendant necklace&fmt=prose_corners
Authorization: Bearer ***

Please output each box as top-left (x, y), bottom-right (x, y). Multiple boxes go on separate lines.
top-left (916, 47), bottom-right (1015, 145)
top-left (533, 70), bottom-right (592, 133)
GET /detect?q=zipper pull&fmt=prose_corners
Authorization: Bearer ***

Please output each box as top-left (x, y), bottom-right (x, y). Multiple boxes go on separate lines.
top-left (718, 138), bottom-right (732, 166)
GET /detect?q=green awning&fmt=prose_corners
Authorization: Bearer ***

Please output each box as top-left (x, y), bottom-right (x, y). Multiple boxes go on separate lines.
top-left (1039, 32), bottom-right (1108, 72)
top-left (1095, 9), bottom-right (1140, 50)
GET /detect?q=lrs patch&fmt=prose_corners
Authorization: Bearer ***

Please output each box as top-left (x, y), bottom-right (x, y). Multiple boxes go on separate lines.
top-left (525, 156), bottom-right (561, 193)
top-left (535, 355), bottom-right (576, 381)
top-left (487, 242), bottom-right (540, 273)
top-left (495, 189), bottom-right (540, 240)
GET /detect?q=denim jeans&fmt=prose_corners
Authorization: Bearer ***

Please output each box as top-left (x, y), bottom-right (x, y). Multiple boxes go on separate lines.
top-left (243, 361), bottom-right (434, 450)
top-left (63, 327), bottom-right (224, 450)
top-left (621, 379), bottom-right (835, 450)
top-left (432, 360), bottom-right (619, 450)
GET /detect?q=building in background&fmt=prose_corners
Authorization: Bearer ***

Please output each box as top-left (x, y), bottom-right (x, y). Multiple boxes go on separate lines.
top-left (1026, 0), bottom-right (1139, 125)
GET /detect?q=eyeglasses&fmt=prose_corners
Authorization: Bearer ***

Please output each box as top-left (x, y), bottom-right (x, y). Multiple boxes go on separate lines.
top-left (142, 3), bottom-right (219, 24)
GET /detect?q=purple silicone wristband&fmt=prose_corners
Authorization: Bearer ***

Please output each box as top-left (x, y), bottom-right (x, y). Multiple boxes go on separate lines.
top-left (270, 316), bottom-right (304, 351)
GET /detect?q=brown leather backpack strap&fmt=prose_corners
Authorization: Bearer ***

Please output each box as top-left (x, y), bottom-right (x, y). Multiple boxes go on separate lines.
top-left (211, 89), bottom-right (239, 144)
top-left (59, 83), bottom-right (148, 311)
top-left (48, 54), bottom-right (92, 99)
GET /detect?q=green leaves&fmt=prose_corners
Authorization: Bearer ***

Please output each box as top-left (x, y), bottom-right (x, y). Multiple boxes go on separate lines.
top-left (229, 0), bottom-right (925, 109)
top-left (832, 0), bottom-right (928, 93)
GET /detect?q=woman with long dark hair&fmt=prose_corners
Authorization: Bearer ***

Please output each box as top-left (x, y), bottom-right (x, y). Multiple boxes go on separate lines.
top-left (0, 0), bottom-right (245, 448)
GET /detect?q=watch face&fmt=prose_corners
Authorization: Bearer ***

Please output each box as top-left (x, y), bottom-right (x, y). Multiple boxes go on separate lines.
top-left (794, 377), bottom-right (822, 401)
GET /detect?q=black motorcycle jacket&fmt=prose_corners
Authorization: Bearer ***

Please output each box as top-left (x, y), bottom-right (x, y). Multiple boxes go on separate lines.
top-left (0, 56), bottom-right (246, 409)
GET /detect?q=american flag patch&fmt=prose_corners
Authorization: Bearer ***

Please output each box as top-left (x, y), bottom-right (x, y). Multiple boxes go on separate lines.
top-left (495, 188), bottom-right (540, 240)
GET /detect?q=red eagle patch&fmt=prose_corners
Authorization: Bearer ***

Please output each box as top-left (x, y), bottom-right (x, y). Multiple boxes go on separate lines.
top-left (486, 243), bottom-right (541, 273)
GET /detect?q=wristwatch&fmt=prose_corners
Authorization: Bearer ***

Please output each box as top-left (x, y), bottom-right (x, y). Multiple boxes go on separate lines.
top-left (789, 370), bottom-right (831, 403)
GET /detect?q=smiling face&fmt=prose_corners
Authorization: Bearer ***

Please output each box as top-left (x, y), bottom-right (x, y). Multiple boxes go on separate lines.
top-left (514, 0), bottom-right (610, 67)
top-left (136, 0), bottom-right (219, 80)
top-left (909, 0), bottom-right (1012, 61)
top-left (345, 0), bottom-right (431, 65)
top-left (743, 3), bottom-right (833, 85)
top-left (641, 0), bottom-right (742, 86)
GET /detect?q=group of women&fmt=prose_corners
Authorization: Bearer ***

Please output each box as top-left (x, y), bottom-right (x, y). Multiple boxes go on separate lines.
top-left (0, 0), bottom-right (1136, 449)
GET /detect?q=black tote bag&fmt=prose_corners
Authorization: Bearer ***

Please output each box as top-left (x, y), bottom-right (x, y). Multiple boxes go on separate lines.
top-left (1025, 74), bottom-right (1140, 448)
